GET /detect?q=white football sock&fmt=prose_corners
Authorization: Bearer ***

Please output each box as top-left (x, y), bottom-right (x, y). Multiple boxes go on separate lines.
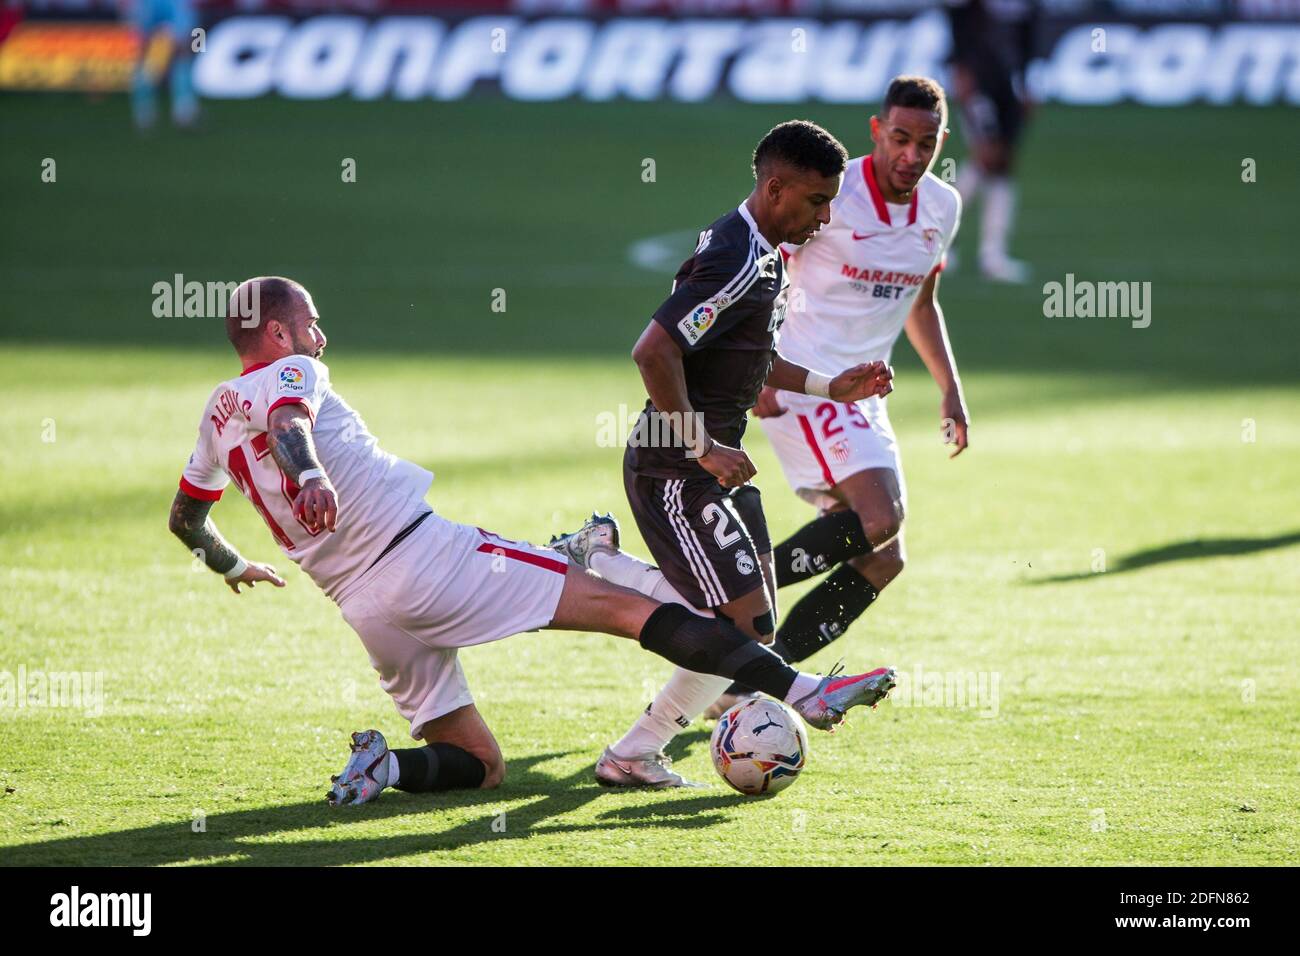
top-left (589, 549), bottom-right (711, 617)
top-left (384, 750), bottom-right (399, 787)
top-left (612, 667), bottom-right (734, 757)
top-left (783, 672), bottom-right (824, 705)
top-left (591, 550), bottom-right (727, 755)
top-left (980, 175), bottom-right (1017, 266)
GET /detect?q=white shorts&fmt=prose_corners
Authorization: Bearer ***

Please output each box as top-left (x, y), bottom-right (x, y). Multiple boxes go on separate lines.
top-left (758, 390), bottom-right (906, 513)
top-left (337, 511), bottom-right (569, 739)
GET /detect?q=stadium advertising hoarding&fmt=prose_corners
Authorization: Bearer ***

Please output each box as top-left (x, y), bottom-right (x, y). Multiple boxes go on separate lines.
top-left (0, 18), bottom-right (174, 91)
top-left (2, 1), bottom-right (1299, 103)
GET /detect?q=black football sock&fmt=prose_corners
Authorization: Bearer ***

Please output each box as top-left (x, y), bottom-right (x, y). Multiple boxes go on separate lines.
top-left (638, 603), bottom-right (798, 700)
top-left (720, 635), bottom-right (791, 699)
top-left (773, 511), bottom-right (872, 587)
top-left (391, 743), bottom-right (486, 792)
top-left (777, 564), bottom-right (880, 662)
top-left (721, 565), bottom-right (881, 697)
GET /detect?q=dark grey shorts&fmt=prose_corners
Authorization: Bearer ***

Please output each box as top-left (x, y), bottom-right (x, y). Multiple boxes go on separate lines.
top-left (623, 463), bottom-right (771, 610)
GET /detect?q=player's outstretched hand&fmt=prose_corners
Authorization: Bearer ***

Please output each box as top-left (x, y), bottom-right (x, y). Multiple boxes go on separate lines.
top-left (829, 361), bottom-right (893, 403)
top-left (699, 442), bottom-right (756, 488)
top-left (751, 386), bottom-right (787, 419)
top-left (294, 476), bottom-right (339, 533)
top-left (227, 562), bottom-right (287, 594)
top-left (940, 390), bottom-right (970, 458)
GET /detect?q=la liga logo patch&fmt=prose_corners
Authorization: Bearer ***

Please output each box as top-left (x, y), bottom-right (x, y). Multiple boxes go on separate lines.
top-left (278, 366), bottom-right (305, 392)
top-left (678, 304), bottom-right (716, 344)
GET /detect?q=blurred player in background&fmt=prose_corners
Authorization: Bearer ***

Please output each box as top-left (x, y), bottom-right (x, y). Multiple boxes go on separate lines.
top-left (122, 0), bottom-right (199, 129)
top-left (702, 76), bottom-right (967, 716)
top-left (552, 121), bottom-right (897, 788)
top-left (945, 0), bottom-right (1039, 283)
top-left (168, 277), bottom-right (898, 806)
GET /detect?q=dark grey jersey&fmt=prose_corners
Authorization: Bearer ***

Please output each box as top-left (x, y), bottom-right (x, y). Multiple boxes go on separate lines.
top-left (626, 203), bottom-right (787, 479)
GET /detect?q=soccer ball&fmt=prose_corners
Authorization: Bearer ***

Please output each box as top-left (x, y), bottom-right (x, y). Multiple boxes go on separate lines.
top-left (710, 697), bottom-right (809, 796)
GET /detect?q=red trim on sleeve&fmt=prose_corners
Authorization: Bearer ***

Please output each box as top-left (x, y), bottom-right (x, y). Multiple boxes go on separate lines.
top-left (931, 259), bottom-right (946, 276)
top-left (179, 476), bottom-right (224, 501)
top-left (267, 397), bottom-right (315, 426)
top-left (862, 155), bottom-right (891, 226)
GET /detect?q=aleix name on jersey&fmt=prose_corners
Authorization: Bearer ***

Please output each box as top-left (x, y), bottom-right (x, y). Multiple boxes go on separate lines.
top-left (209, 387), bottom-right (253, 437)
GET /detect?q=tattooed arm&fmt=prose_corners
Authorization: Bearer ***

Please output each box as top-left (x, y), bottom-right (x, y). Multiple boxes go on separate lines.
top-left (168, 490), bottom-right (286, 594)
top-left (266, 404), bottom-right (338, 533)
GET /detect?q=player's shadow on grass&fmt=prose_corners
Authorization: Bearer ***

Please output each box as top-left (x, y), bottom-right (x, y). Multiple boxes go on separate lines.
top-left (0, 744), bottom-right (736, 867)
top-left (663, 726), bottom-right (711, 763)
top-left (1029, 530), bottom-right (1300, 584)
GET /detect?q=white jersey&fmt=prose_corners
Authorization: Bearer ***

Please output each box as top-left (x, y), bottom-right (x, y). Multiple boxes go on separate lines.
top-left (179, 355), bottom-right (433, 602)
top-left (777, 157), bottom-right (961, 373)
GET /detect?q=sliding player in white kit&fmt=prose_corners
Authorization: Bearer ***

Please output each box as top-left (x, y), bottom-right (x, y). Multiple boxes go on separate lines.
top-left (711, 75), bottom-right (971, 713)
top-left (167, 277), bottom-right (901, 806)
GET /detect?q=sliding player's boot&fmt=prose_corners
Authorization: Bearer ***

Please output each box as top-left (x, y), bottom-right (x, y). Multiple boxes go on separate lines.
top-left (595, 747), bottom-right (702, 789)
top-left (549, 513), bottom-right (620, 569)
top-left (327, 730), bottom-right (392, 807)
top-left (792, 666), bottom-right (896, 731)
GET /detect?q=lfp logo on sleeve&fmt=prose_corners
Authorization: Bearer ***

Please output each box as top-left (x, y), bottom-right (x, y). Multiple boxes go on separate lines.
top-left (278, 365), bottom-right (305, 393)
top-left (678, 304), bottom-right (717, 345)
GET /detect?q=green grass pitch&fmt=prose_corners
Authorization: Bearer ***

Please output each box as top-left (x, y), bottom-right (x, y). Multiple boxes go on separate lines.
top-left (0, 96), bottom-right (1296, 865)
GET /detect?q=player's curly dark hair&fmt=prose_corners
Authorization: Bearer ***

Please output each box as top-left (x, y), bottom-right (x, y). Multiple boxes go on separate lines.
top-left (752, 120), bottom-right (849, 180)
top-left (882, 75), bottom-right (947, 121)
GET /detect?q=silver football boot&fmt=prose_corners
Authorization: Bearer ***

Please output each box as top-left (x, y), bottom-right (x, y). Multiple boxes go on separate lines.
top-left (549, 513), bottom-right (620, 570)
top-left (327, 729), bottom-right (393, 807)
top-left (792, 665), bottom-right (897, 731)
top-left (594, 747), bottom-right (703, 789)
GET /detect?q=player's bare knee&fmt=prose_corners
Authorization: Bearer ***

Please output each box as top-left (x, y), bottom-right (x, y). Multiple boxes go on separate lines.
top-left (879, 550), bottom-right (905, 583)
top-left (481, 757), bottom-right (506, 790)
top-left (471, 740), bottom-right (506, 789)
top-left (858, 511), bottom-right (902, 548)
top-left (849, 549), bottom-right (904, 589)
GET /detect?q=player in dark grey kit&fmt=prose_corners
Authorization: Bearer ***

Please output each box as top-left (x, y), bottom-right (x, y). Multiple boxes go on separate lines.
top-left (624, 121), bottom-right (894, 637)
top-left (552, 121), bottom-right (897, 787)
